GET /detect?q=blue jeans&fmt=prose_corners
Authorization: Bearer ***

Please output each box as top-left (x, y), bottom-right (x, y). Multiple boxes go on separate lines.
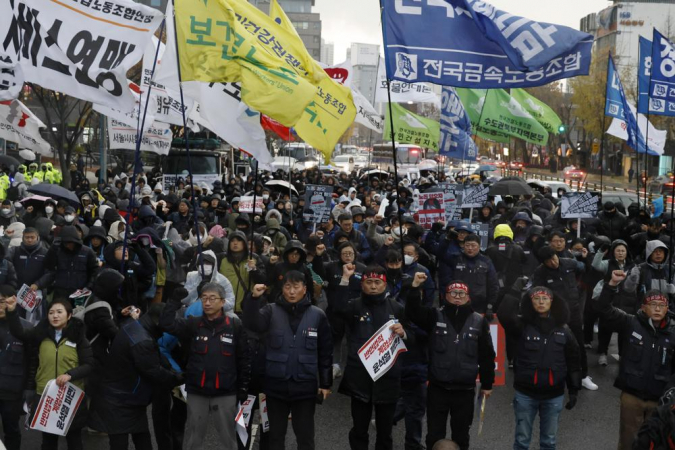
top-left (513, 391), bottom-right (564, 450)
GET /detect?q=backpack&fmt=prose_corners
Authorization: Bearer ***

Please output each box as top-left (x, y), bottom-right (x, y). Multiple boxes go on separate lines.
top-left (6, 184), bottom-right (20, 202)
top-left (73, 298), bottom-right (113, 344)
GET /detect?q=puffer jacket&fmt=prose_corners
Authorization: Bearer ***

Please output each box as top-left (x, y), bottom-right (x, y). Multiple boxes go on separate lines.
top-left (183, 250), bottom-right (235, 308)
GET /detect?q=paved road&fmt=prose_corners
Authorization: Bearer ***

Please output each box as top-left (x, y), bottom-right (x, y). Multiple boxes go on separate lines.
top-left (14, 336), bottom-right (624, 450)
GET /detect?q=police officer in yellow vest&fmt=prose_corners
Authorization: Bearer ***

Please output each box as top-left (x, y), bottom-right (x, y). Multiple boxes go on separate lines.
top-left (33, 164), bottom-right (46, 182)
top-left (44, 163), bottom-right (57, 184)
top-left (0, 171), bottom-right (9, 201)
top-left (27, 163), bottom-right (38, 181)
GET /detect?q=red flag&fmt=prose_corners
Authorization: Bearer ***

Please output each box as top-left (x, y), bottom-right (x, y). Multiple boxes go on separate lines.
top-left (260, 115), bottom-right (295, 141)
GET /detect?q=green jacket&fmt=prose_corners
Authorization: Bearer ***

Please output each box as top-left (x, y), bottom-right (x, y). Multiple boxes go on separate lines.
top-left (219, 256), bottom-right (266, 313)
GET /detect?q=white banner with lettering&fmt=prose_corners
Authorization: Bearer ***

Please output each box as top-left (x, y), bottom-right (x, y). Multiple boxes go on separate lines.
top-left (108, 118), bottom-right (172, 155)
top-left (31, 380), bottom-right (85, 436)
top-left (358, 319), bottom-right (407, 382)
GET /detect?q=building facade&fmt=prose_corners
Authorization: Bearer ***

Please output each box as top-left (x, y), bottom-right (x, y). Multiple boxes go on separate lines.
top-left (320, 39), bottom-right (335, 66)
top-left (348, 43), bottom-right (380, 103)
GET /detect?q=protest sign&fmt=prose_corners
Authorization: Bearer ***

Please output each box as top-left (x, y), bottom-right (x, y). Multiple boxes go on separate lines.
top-left (490, 320), bottom-right (507, 387)
top-left (259, 393), bottom-right (270, 433)
top-left (303, 185), bottom-right (333, 223)
top-left (239, 196), bottom-right (265, 215)
top-left (438, 183), bottom-right (464, 222)
top-left (560, 192), bottom-right (600, 219)
top-left (416, 192), bottom-right (445, 229)
top-left (358, 320), bottom-right (408, 382)
top-left (462, 185), bottom-right (489, 209)
top-left (18, 284), bottom-right (41, 313)
top-left (235, 395), bottom-right (257, 445)
top-left (108, 119), bottom-right (172, 155)
top-left (470, 223), bottom-right (490, 251)
top-left (31, 380), bottom-right (85, 436)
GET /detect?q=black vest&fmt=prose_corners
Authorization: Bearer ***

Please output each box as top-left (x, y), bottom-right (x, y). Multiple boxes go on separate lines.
top-left (514, 324), bottom-right (568, 389)
top-left (429, 310), bottom-right (483, 385)
top-left (347, 298), bottom-right (399, 371)
top-left (617, 316), bottom-right (675, 400)
top-left (0, 323), bottom-right (25, 397)
top-left (265, 304), bottom-right (323, 385)
top-left (185, 314), bottom-right (238, 396)
top-left (453, 256), bottom-right (490, 301)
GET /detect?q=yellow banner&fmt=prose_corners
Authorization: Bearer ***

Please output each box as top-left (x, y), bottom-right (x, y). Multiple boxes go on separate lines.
top-left (269, 0), bottom-right (356, 159)
top-left (175, 0), bottom-right (320, 126)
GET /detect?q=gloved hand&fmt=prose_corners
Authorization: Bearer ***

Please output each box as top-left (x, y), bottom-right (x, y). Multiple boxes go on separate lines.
top-left (237, 389), bottom-right (250, 405)
top-left (23, 389), bottom-right (36, 408)
top-left (599, 243), bottom-right (610, 253)
top-left (484, 305), bottom-right (494, 323)
top-left (431, 222), bottom-right (444, 233)
top-left (565, 393), bottom-right (578, 410)
top-left (170, 287), bottom-right (189, 304)
top-left (666, 284), bottom-right (675, 295)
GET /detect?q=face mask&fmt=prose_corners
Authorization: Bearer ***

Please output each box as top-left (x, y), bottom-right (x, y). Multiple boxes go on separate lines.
top-left (118, 231), bottom-right (126, 241)
top-left (65, 215), bottom-right (75, 223)
top-left (263, 194), bottom-right (269, 200)
top-left (404, 255), bottom-right (415, 266)
top-left (0, 209), bottom-right (11, 217)
top-left (140, 237), bottom-right (150, 246)
top-left (45, 206), bottom-right (54, 214)
top-left (202, 265), bottom-right (214, 276)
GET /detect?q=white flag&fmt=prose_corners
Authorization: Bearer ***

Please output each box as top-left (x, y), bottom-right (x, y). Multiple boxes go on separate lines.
top-left (353, 89), bottom-right (383, 133)
top-left (375, 59), bottom-right (440, 106)
top-left (322, 60), bottom-right (354, 88)
top-left (108, 118), bottom-right (172, 155)
top-left (3, 0), bottom-right (163, 110)
top-left (606, 102), bottom-right (666, 156)
top-left (0, 100), bottom-right (51, 155)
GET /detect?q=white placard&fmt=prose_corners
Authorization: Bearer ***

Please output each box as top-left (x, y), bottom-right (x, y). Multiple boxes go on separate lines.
top-left (259, 393), bottom-right (269, 433)
top-left (18, 284), bottom-right (41, 313)
top-left (238, 196), bottom-right (265, 214)
top-left (31, 380), bottom-right (85, 436)
top-left (235, 395), bottom-right (257, 445)
top-left (560, 192), bottom-right (600, 219)
top-left (357, 319), bottom-right (408, 382)
top-left (108, 118), bottom-right (172, 155)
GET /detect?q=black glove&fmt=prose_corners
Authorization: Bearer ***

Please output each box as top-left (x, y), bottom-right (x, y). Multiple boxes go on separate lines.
top-left (23, 390), bottom-right (36, 408)
top-left (599, 243), bottom-right (610, 253)
top-left (431, 222), bottom-right (444, 233)
top-left (170, 287), bottom-right (189, 304)
top-left (484, 305), bottom-right (494, 323)
top-left (565, 393), bottom-right (578, 410)
top-left (237, 389), bottom-right (250, 405)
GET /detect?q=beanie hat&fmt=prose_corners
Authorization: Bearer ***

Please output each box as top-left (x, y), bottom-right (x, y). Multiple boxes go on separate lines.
top-left (493, 224), bottom-right (514, 241)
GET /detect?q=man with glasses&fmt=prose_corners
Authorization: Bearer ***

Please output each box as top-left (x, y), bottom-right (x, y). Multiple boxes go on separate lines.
top-left (160, 283), bottom-right (251, 450)
top-left (406, 275), bottom-right (495, 450)
top-left (440, 234), bottom-right (499, 315)
top-left (243, 271), bottom-right (333, 450)
top-left (595, 270), bottom-right (675, 450)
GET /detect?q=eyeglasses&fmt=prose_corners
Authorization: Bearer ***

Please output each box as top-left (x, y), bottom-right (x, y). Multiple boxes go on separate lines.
top-left (646, 302), bottom-right (668, 310)
top-left (201, 296), bottom-right (223, 304)
top-left (448, 291), bottom-right (467, 298)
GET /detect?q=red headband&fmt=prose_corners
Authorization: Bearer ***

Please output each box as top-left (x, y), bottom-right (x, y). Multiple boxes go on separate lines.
top-left (446, 282), bottom-right (469, 294)
top-left (530, 289), bottom-right (553, 300)
top-left (363, 273), bottom-right (386, 282)
top-left (644, 293), bottom-right (668, 305)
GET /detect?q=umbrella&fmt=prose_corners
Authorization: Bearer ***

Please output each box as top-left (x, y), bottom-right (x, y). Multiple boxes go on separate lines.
top-left (20, 195), bottom-right (52, 203)
top-left (489, 178), bottom-right (533, 196)
top-left (359, 169), bottom-right (389, 179)
top-left (0, 155), bottom-right (21, 169)
top-left (265, 180), bottom-right (299, 195)
top-left (19, 149), bottom-right (36, 161)
top-left (27, 183), bottom-right (80, 206)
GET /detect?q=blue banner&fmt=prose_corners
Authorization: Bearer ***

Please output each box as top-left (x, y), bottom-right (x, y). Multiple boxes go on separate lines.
top-left (605, 56), bottom-right (625, 119)
top-left (649, 29), bottom-right (675, 116)
top-left (637, 37), bottom-right (652, 114)
top-left (382, 0), bottom-right (593, 88)
top-left (439, 87), bottom-right (477, 160)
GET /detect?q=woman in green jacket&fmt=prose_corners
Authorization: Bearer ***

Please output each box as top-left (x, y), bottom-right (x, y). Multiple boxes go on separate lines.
top-left (6, 297), bottom-right (93, 450)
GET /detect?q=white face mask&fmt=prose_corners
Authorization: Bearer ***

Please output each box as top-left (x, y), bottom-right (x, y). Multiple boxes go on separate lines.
top-left (45, 206), bottom-right (54, 214)
top-left (0, 208), bottom-right (11, 217)
top-left (404, 255), bottom-right (415, 266)
top-left (263, 194), bottom-right (269, 200)
top-left (65, 215), bottom-right (75, 223)
top-left (202, 265), bottom-right (214, 276)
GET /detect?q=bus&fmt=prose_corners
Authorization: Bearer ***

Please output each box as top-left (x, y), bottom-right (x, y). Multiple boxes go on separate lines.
top-left (161, 149), bottom-right (222, 191)
top-left (371, 143), bottom-right (427, 172)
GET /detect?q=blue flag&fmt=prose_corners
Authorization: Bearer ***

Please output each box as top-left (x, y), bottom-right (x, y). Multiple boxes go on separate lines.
top-left (382, 0), bottom-right (593, 88)
top-left (637, 37), bottom-right (653, 114)
top-left (649, 29), bottom-right (675, 116)
top-left (439, 86), bottom-right (477, 160)
top-left (652, 196), bottom-right (664, 219)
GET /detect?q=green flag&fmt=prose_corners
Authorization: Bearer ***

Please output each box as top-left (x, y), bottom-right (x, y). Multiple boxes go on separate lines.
top-left (456, 88), bottom-right (510, 144)
top-left (511, 89), bottom-right (563, 134)
top-left (481, 89), bottom-right (549, 145)
top-left (384, 103), bottom-right (440, 151)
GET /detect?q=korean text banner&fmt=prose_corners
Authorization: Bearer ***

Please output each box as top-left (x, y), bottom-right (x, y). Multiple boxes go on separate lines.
top-left (606, 56), bottom-right (646, 154)
top-left (175, 0), bottom-right (319, 127)
top-left (108, 118), bottom-right (172, 155)
top-left (479, 89), bottom-right (549, 145)
top-left (3, 0), bottom-right (163, 111)
top-left (439, 87), bottom-right (477, 160)
top-left (375, 61), bottom-right (440, 105)
top-left (0, 100), bottom-right (51, 155)
top-left (382, 0), bottom-right (593, 88)
top-left (455, 88), bottom-right (510, 144)
top-left (383, 102), bottom-right (440, 151)
top-left (638, 37), bottom-right (653, 114)
top-left (649, 29), bottom-right (675, 117)
top-left (353, 89), bottom-right (384, 133)
top-left (511, 89), bottom-right (562, 134)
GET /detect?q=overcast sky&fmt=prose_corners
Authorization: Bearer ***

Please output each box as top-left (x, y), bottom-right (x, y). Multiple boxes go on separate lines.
top-left (314, 0), bottom-right (613, 63)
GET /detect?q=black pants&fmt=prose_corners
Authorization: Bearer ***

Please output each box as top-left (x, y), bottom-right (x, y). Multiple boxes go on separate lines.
top-left (108, 432), bottom-right (153, 450)
top-left (569, 305), bottom-right (588, 378)
top-left (349, 398), bottom-right (396, 450)
top-left (41, 428), bottom-right (83, 450)
top-left (267, 396), bottom-right (316, 450)
top-left (0, 398), bottom-right (21, 450)
top-left (425, 385), bottom-right (475, 450)
top-left (151, 388), bottom-right (187, 450)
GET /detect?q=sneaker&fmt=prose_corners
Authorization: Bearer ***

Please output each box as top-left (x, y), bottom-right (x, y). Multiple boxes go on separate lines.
top-left (598, 354), bottom-right (608, 366)
top-left (594, 324), bottom-right (599, 334)
top-left (332, 364), bottom-right (342, 379)
top-left (584, 343), bottom-right (592, 349)
top-left (582, 376), bottom-right (599, 391)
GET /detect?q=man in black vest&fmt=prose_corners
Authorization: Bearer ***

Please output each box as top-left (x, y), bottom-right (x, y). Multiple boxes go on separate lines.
top-left (335, 264), bottom-right (414, 450)
top-left (160, 284), bottom-right (251, 450)
top-left (243, 270), bottom-right (333, 450)
top-left (406, 274), bottom-right (495, 450)
top-left (595, 270), bottom-right (675, 450)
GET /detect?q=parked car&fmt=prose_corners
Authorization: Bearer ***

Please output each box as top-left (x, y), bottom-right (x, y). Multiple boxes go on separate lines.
top-left (564, 166), bottom-right (586, 181)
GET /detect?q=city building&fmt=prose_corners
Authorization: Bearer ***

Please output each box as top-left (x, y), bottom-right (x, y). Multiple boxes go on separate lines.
top-left (135, 0), bottom-right (168, 11)
top-left (248, 0), bottom-right (322, 60)
top-left (348, 43), bottom-right (380, 103)
top-left (320, 39), bottom-right (335, 66)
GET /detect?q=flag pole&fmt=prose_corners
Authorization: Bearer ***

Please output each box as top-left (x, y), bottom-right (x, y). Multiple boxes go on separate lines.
top-left (119, 18), bottom-right (165, 282)
top-left (379, 2), bottom-right (405, 263)
top-left (635, 42), bottom-right (642, 208)
top-left (644, 111), bottom-right (651, 208)
top-left (601, 53), bottom-right (611, 197)
top-left (170, 1), bottom-right (205, 276)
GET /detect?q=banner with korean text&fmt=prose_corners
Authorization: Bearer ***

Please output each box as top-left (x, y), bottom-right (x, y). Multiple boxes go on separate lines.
top-left (31, 380), bottom-right (85, 436)
top-left (358, 320), bottom-right (407, 382)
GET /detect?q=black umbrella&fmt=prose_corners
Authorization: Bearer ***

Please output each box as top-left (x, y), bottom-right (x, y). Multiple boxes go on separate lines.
top-left (28, 183), bottom-right (80, 206)
top-left (0, 155), bottom-right (21, 169)
top-left (489, 177), bottom-right (533, 196)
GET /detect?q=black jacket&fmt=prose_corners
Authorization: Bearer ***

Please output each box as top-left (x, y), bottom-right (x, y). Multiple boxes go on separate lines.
top-left (0, 318), bottom-right (35, 399)
top-left (44, 226), bottom-right (99, 296)
top-left (268, 240), bottom-right (315, 299)
top-left (485, 236), bottom-right (526, 305)
top-left (532, 258), bottom-right (584, 308)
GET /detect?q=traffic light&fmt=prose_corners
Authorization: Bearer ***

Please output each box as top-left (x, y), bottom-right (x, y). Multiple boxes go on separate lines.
top-left (558, 124), bottom-right (566, 134)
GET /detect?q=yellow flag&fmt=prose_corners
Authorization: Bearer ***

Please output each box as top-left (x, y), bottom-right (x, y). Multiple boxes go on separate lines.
top-left (175, 0), bottom-right (321, 126)
top-left (269, 0), bottom-right (356, 161)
